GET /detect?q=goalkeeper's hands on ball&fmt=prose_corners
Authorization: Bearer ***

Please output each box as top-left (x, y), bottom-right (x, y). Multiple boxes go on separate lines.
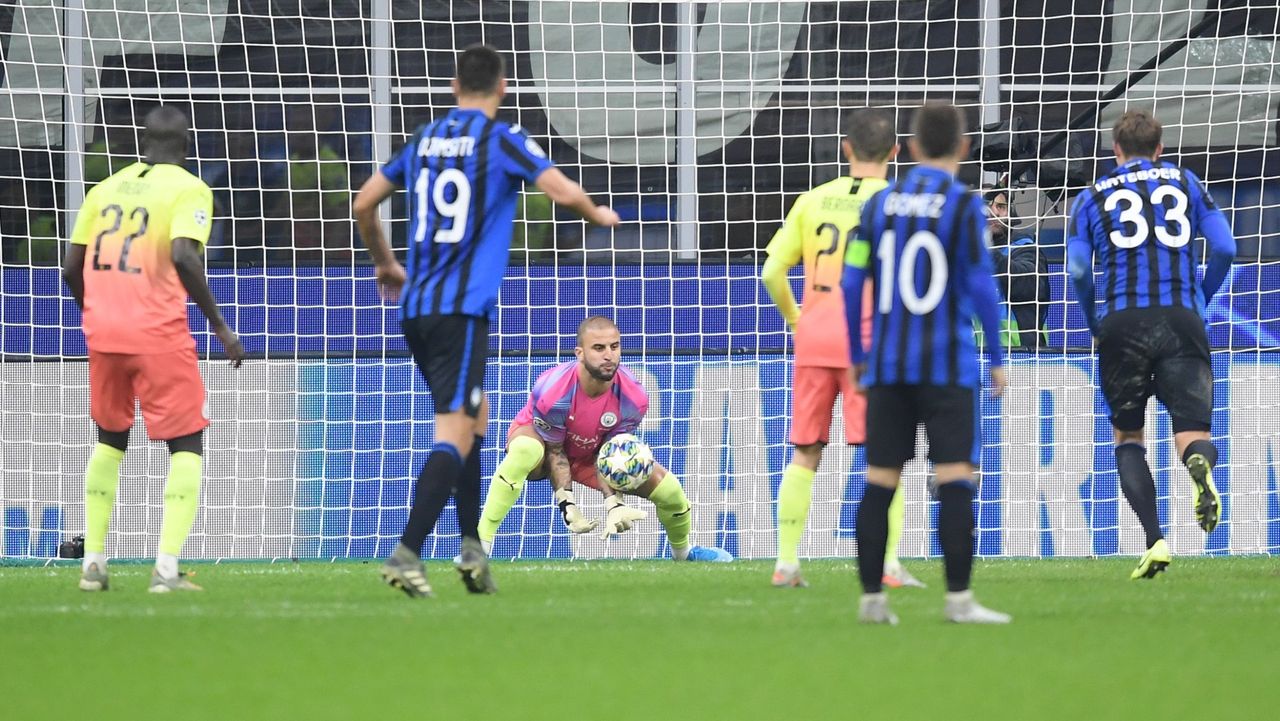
top-left (554, 488), bottom-right (599, 534)
top-left (600, 494), bottom-right (647, 539)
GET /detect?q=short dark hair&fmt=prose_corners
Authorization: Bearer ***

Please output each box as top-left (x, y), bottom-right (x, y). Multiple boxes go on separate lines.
top-left (1113, 109), bottom-right (1162, 158)
top-left (576, 315), bottom-right (618, 346)
top-left (141, 105), bottom-right (189, 158)
top-left (844, 108), bottom-right (896, 162)
top-left (455, 44), bottom-right (505, 95)
top-left (910, 103), bottom-right (966, 160)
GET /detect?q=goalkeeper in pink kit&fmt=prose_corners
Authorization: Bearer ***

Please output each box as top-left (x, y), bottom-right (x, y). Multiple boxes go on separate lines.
top-left (479, 316), bottom-right (732, 561)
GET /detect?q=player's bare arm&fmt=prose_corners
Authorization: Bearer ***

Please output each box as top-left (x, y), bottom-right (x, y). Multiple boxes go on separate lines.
top-left (988, 366), bottom-right (1007, 398)
top-left (62, 243), bottom-right (87, 309)
top-left (352, 171), bottom-right (407, 301)
top-left (534, 167), bottom-right (620, 227)
top-left (544, 442), bottom-right (573, 493)
top-left (543, 441), bottom-right (599, 534)
top-left (172, 237), bottom-right (243, 368)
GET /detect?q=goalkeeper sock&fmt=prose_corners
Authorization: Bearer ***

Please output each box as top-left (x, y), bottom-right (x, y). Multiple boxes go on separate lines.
top-left (884, 483), bottom-right (905, 568)
top-left (775, 463), bottom-right (815, 566)
top-left (937, 480), bottom-right (976, 593)
top-left (454, 435), bottom-right (485, 541)
top-left (1117, 443), bottom-right (1163, 548)
top-left (83, 443), bottom-right (124, 571)
top-left (1182, 439), bottom-right (1218, 469)
top-left (400, 444), bottom-right (462, 556)
top-left (856, 483), bottom-right (893, 593)
top-left (479, 435), bottom-right (544, 544)
top-left (649, 472), bottom-right (692, 559)
top-left (158, 451), bottom-right (202, 562)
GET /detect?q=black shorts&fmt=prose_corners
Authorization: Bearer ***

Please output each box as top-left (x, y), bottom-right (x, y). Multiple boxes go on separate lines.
top-left (401, 314), bottom-right (489, 417)
top-left (865, 384), bottom-right (978, 468)
top-left (1097, 306), bottom-right (1212, 433)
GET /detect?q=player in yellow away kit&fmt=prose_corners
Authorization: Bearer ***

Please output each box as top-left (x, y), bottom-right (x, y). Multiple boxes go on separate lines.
top-left (762, 108), bottom-right (923, 589)
top-left (62, 106), bottom-right (243, 592)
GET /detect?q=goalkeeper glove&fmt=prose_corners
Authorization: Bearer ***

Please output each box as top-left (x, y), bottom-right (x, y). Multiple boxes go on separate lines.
top-left (554, 488), bottom-right (599, 534)
top-left (600, 495), bottom-right (647, 539)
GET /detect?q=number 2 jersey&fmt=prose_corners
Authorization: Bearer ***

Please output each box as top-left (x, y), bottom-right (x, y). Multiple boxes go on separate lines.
top-left (1066, 157), bottom-right (1236, 320)
top-left (70, 161), bottom-right (214, 354)
top-left (382, 108), bottom-right (555, 321)
top-left (765, 176), bottom-right (887, 368)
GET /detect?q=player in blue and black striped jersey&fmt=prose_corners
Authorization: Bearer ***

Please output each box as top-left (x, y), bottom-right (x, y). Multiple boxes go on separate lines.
top-left (1067, 109), bottom-right (1236, 580)
top-left (353, 44), bottom-right (619, 598)
top-left (840, 103), bottom-right (1010, 625)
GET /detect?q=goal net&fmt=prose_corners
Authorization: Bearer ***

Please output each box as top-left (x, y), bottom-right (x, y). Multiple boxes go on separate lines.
top-left (2, 1), bottom-right (1278, 561)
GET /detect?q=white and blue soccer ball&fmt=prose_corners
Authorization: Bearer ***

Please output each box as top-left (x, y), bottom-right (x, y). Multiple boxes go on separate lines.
top-left (595, 433), bottom-right (654, 492)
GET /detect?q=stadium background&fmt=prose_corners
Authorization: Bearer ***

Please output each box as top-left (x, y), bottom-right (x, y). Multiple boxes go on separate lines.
top-left (2, 1), bottom-right (1279, 560)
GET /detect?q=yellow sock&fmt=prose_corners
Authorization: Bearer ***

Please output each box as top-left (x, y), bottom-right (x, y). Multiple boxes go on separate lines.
top-left (83, 443), bottom-right (125, 554)
top-left (885, 483), bottom-right (904, 568)
top-left (158, 452), bottom-right (202, 557)
top-left (648, 472), bottom-right (691, 551)
top-left (775, 463), bottom-right (816, 565)
top-left (479, 435), bottom-right (544, 544)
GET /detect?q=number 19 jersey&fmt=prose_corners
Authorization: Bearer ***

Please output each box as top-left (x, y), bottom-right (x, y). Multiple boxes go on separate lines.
top-left (69, 161), bottom-right (213, 354)
top-left (766, 176), bottom-right (888, 368)
top-left (382, 108), bottom-right (555, 321)
top-left (1067, 157), bottom-right (1223, 318)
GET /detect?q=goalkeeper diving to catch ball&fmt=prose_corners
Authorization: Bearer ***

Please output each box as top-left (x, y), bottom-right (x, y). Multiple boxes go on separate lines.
top-left (478, 316), bottom-right (732, 562)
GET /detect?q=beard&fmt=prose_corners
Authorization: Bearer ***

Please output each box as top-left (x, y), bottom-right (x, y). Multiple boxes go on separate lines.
top-left (989, 222), bottom-right (1009, 244)
top-left (584, 361), bottom-right (617, 382)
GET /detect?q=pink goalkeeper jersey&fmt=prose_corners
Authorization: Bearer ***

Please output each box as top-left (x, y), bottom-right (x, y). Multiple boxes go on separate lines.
top-left (513, 361), bottom-right (649, 463)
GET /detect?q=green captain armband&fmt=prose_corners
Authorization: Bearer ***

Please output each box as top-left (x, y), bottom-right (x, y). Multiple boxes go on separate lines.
top-left (844, 238), bottom-right (870, 268)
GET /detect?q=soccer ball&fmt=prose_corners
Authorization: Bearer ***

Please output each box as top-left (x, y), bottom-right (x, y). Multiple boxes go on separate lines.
top-left (595, 434), bottom-right (654, 492)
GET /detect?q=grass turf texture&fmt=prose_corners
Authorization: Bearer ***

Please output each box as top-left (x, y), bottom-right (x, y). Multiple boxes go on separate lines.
top-left (1, 558), bottom-right (1276, 721)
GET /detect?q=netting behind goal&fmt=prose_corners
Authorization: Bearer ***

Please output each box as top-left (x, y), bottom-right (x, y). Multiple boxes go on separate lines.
top-left (2, 1), bottom-right (1279, 561)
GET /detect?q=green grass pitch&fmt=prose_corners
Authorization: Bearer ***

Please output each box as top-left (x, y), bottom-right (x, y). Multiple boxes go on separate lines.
top-left (2, 557), bottom-right (1277, 721)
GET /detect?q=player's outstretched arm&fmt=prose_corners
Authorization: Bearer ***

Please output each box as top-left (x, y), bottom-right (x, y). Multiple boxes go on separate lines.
top-left (173, 237), bottom-right (243, 368)
top-left (353, 171), bottom-right (407, 301)
top-left (61, 243), bottom-right (86, 309)
top-left (1200, 211), bottom-right (1237, 305)
top-left (534, 168), bottom-right (620, 227)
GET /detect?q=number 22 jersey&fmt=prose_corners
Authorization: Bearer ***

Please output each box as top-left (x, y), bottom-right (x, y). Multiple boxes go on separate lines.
top-left (70, 161), bottom-right (213, 354)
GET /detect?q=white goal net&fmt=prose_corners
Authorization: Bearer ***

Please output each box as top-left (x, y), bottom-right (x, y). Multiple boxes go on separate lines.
top-left (2, 1), bottom-right (1278, 561)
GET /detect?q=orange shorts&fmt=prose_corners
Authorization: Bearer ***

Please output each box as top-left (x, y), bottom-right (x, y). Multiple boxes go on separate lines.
top-left (88, 347), bottom-right (209, 440)
top-left (789, 364), bottom-right (866, 446)
top-left (506, 421), bottom-right (604, 491)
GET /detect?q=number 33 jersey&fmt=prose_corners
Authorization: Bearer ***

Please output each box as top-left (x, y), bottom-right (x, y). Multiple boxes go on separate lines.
top-left (70, 161), bottom-right (213, 354)
top-left (382, 108), bottom-right (555, 322)
top-left (1068, 158), bottom-right (1225, 318)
